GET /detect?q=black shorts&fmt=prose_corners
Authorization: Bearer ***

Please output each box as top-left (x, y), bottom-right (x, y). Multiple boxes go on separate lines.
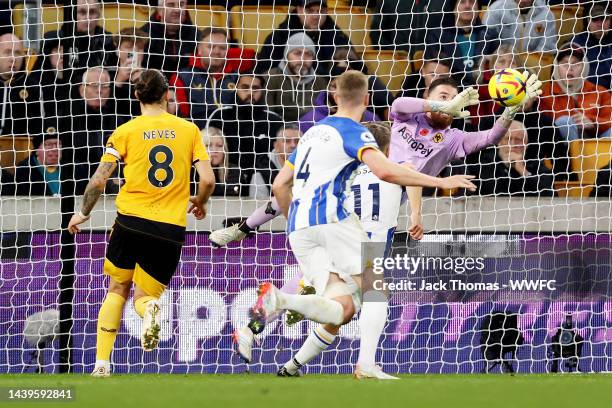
top-left (104, 221), bottom-right (183, 296)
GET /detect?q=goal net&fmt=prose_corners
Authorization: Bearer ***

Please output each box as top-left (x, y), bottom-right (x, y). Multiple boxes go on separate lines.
top-left (1, 0), bottom-right (611, 375)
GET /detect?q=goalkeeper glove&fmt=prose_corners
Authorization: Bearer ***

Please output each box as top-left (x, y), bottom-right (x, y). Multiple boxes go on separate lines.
top-left (429, 87), bottom-right (479, 118)
top-left (501, 71), bottom-right (543, 121)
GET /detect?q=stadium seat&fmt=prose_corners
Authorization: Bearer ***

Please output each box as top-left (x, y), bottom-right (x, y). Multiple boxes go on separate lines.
top-left (570, 138), bottom-right (612, 186)
top-left (13, 4), bottom-right (227, 40)
top-left (229, 6), bottom-right (290, 52)
top-left (0, 137), bottom-right (32, 173)
top-left (524, 52), bottom-right (554, 82)
top-left (328, 6), bottom-right (372, 52)
top-left (362, 50), bottom-right (409, 94)
top-left (554, 180), bottom-right (590, 198)
top-left (412, 49), bottom-right (424, 73)
top-left (550, 5), bottom-right (583, 46)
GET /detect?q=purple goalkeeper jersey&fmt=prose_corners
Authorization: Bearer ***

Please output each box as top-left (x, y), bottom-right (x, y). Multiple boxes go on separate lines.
top-left (389, 97), bottom-right (507, 176)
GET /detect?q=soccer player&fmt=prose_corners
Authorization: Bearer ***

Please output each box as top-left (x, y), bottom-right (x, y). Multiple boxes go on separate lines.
top-left (252, 70), bottom-right (477, 377)
top-left (67, 69), bottom-right (215, 377)
top-left (223, 72), bottom-right (542, 378)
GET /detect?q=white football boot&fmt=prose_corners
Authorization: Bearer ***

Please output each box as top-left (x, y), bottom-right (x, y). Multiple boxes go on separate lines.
top-left (141, 300), bottom-right (161, 351)
top-left (209, 224), bottom-right (247, 248)
top-left (91, 361), bottom-right (111, 377)
top-left (354, 364), bottom-right (400, 380)
top-left (232, 326), bottom-right (261, 364)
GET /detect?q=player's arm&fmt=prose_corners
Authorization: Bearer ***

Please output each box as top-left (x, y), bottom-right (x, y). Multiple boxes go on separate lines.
top-left (361, 148), bottom-right (476, 191)
top-left (189, 159), bottom-right (215, 220)
top-left (461, 72), bottom-right (543, 156)
top-left (272, 163), bottom-right (294, 219)
top-left (68, 161), bottom-right (117, 234)
top-left (406, 186), bottom-right (424, 240)
top-left (391, 89), bottom-right (479, 119)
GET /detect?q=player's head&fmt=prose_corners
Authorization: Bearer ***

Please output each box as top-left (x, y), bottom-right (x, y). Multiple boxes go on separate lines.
top-left (426, 77), bottom-right (460, 129)
top-left (135, 69), bottom-right (169, 108)
top-left (198, 27), bottom-right (228, 73)
top-left (363, 122), bottom-right (391, 157)
top-left (333, 70), bottom-right (369, 113)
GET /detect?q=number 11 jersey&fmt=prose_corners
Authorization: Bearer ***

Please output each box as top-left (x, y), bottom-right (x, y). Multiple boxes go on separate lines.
top-left (101, 111), bottom-right (209, 229)
top-left (286, 116), bottom-right (379, 234)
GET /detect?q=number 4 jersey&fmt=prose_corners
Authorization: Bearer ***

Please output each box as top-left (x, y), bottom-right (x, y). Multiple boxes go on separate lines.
top-left (286, 116), bottom-right (379, 234)
top-left (101, 112), bottom-right (209, 231)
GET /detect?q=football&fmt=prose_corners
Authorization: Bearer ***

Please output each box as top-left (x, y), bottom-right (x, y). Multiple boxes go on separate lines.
top-left (488, 68), bottom-right (528, 107)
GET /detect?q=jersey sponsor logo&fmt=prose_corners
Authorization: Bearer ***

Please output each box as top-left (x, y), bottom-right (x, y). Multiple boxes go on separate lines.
top-left (401, 129), bottom-right (434, 158)
top-left (143, 129), bottom-right (177, 140)
top-left (433, 132), bottom-right (444, 143)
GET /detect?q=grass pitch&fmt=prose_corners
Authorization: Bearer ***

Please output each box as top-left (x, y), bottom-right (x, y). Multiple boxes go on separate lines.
top-left (0, 373), bottom-right (610, 408)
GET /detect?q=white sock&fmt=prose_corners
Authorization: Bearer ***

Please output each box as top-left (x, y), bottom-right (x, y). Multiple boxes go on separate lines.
top-left (357, 301), bottom-right (389, 369)
top-left (277, 292), bottom-right (344, 325)
top-left (284, 325), bottom-right (337, 374)
top-left (95, 359), bottom-right (109, 366)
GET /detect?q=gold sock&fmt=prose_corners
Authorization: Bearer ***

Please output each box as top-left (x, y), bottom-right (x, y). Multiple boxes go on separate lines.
top-left (134, 296), bottom-right (157, 318)
top-left (95, 292), bottom-right (126, 361)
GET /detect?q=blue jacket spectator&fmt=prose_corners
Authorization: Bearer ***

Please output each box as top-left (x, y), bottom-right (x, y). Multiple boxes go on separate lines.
top-left (14, 132), bottom-right (62, 196)
top-left (426, 0), bottom-right (498, 86)
top-left (572, 4), bottom-right (611, 89)
top-left (484, 0), bottom-right (557, 53)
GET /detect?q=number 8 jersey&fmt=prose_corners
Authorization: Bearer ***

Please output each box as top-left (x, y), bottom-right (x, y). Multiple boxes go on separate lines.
top-left (286, 116), bottom-right (379, 234)
top-left (101, 111), bottom-right (209, 228)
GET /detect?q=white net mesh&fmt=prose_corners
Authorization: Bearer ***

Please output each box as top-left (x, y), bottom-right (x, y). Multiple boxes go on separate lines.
top-left (1, 0), bottom-right (612, 374)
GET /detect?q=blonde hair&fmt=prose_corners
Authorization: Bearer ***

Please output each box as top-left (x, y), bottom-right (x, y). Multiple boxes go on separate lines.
top-left (336, 70), bottom-right (368, 106)
top-left (201, 126), bottom-right (229, 182)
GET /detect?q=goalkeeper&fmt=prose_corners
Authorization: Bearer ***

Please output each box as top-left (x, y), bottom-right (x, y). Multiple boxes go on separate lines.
top-left (216, 73), bottom-right (542, 376)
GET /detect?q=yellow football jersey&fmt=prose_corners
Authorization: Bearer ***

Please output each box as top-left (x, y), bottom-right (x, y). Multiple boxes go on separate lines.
top-left (101, 112), bottom-right (209, 228)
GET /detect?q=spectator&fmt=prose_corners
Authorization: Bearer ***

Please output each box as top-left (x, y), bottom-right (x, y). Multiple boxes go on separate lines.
top-left (299, 73), bottom-right (380, 133)
top-left (206, 73), bottom-right (282, 174)
top-left (250, 123), bottom-right (302, 199)
top-left (14, 130), bottom-right (62, 196)
top-left (255, 0), bottom-right (351, 75)
top-left (0, 34), bottom-right (43, 136)
top-left (426, 0), bottom-right (498, 86)
top-left (141, 0), bottom-right (202, 77)
top-left (370, 0), bottom-right (448, 54)
top-left (266, 33), bottom-right (327, 122)
top-left (329, 46), bottom-right (393, 119)
top-left (540, 43), bottom-right (612, 141)
top-left (67, 66), bottom-right (116, 191)
top-left (46, 0), bottom-right (116, 81)
top-left (171, 27), bottom-right (237, 128)
top-left (401, 53), bottom-right (452, 98)
top-left (484, 0), bottom-right (557, 53)
top-left (464, 121), bottom-right (555, 196)
top-left (201, 127), bottom-right (250, 197)
top-left (167, 87), bottom-right (178, 115)
top-left (573, 4), bottom-right (611, 89)
top-left (30, 32), bottom-right (70, 121)
top-left (112, 28), bottom-right (148, 124)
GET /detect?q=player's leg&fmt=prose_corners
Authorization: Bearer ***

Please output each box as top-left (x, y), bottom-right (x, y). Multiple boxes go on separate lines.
top-left (92, 225), bottom-right (136, 377)
top-left (233, 273), bottom-right (305, 363)
top-left (209, 199), bottom-right (281, 247)
top-left (278, 273), bottom-right (358, 376)
top-left (132, 235), bottom-right (183, 351)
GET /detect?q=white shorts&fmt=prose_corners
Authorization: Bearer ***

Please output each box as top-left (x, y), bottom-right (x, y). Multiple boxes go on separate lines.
top-left (288, 215), bottom-right (369, 305)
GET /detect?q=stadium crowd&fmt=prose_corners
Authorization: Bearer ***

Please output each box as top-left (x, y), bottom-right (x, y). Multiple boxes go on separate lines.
top-left (0, 0), bottom-right (611, 198)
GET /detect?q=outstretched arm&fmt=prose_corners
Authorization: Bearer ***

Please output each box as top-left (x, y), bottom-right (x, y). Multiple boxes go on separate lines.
top-left (362, 148), bottom-right (476, 191)
top-left (391, 88), bottom-right (479, 120)
top-left (68, 161), bottom-right (117, 234)
top-left (461, 72), bottom-right (543, 156)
